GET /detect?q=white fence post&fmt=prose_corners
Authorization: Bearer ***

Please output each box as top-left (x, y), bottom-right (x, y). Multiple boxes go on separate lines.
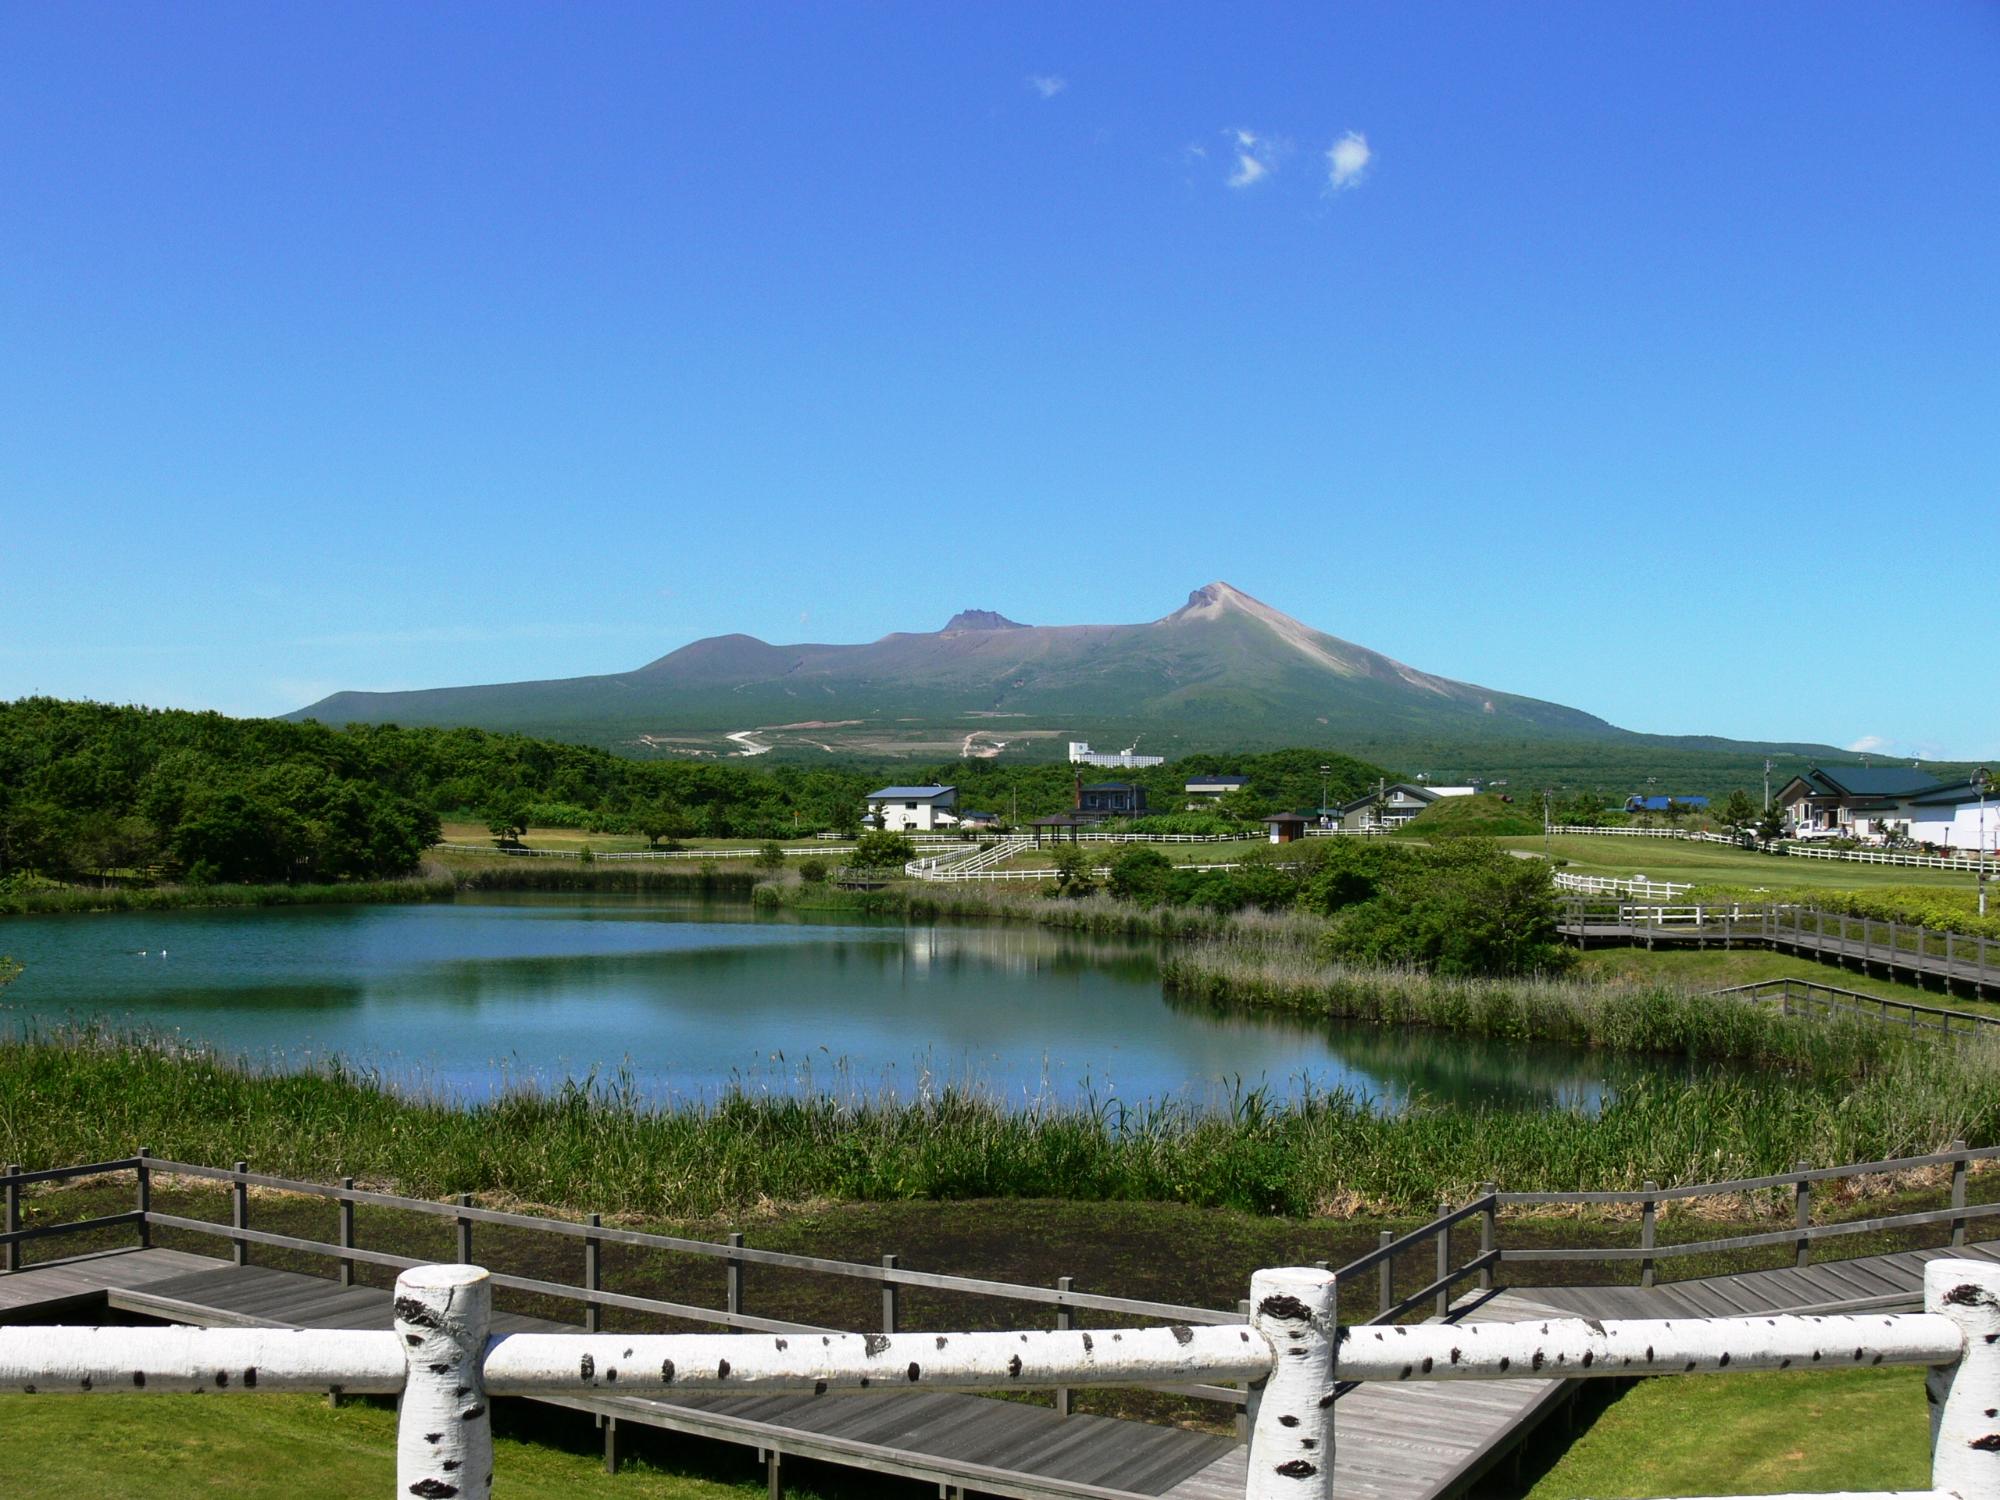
top-left (395, 1263), bottom-right (493, 1500)
top-left (1246, 1266), bottom-right (1336, 1499)
top-left (1927, 1259), bottom-right (2000, 1500)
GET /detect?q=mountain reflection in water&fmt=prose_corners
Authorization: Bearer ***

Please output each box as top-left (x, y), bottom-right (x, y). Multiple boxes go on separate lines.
top-left (0, 894), bottom-right (1670, 1113)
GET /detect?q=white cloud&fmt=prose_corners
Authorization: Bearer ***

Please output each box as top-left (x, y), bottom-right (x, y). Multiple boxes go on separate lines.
top-left (1232, 127), bottom-right (1258, 149)
top-left (1326, 131), bottom-right (1372, 190)
top-left (1228, 152), bottom-right (1268, 188)
top-left (1846, 735), bottom-right (1894, 754)
top-left (1027, 74), bottom-right (1067, 99)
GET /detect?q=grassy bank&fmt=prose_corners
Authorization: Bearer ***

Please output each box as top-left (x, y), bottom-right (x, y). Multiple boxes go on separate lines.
top-left (0, 858), bottom-right (760, 916)
top-left (1159, 944), bottom-right (1903, 1074)
top-left (6, 1024), bottom-right (1997, 1217)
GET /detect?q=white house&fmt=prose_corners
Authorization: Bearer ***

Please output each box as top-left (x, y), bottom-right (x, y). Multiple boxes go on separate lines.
top-left (863, 785), bottom-right (958, 833)
top-left (1068, 740), bottom-right (1165, 769)
top-left (1906, 781), bottom-right (1998, 853)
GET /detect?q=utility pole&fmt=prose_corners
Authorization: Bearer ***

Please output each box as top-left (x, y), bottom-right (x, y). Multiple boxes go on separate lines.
top-left (1543, 787), bottom-right (1554, 856)
top-left (1763, 758), bottom-right (1773, 811)
top-left (1977, 769), bottom-right (1991, 919)
top-left (1319, 764), bottom-right (1330, 824)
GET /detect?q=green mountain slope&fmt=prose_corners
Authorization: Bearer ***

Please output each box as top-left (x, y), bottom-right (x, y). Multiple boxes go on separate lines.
top-left (290, 583), bottom-right (1840, 770)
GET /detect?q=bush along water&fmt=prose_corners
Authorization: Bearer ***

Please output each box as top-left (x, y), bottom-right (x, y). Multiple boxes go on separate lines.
top-left (4, 1024), bottom-right (1994, 1218)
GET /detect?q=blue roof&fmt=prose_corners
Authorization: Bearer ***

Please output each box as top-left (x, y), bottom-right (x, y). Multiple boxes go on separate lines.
top-left (1627, 795), bottom-right (1709, 811)
top-left (1186, 775), bottom-right (1248, 787)
top-left (865, 785), bottom-right (954, 800)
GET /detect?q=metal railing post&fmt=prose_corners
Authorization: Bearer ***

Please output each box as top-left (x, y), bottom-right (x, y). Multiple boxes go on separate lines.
top-left (4, 1164), bottom-right (20, 1273)
top-left (881, 1253), bottom-right (899, 1335)
top-left (1640, 1182), bottom-right (1658, 1289)
top-left (585, 1213), bottom-right (602, 1334)
top-left (337, 1178), bottom-right (355, 1287)
top-left (1054, 1275), bottom-right (1073, 1420)
top-left (457, 1194), bottom-right (474, 1265)
top-left (1435, 1201), bottom-right (1452, 1318)
top-left (1480, 1185), bottom-right (1497, 1291)
top-left (1377, 1230), bottom-right (1393, 1317)
top-left (726, 1231), bottom-right (744, 1331)
top-left (135, 1147), bottom-right (151, 1250)
top-left (1795, 1161), bottom-right (1812, 1269)
top-left (1952, 1142), bottom-right (1970, 1249)
top-left (231, 1160), bottom-right (249, 1267)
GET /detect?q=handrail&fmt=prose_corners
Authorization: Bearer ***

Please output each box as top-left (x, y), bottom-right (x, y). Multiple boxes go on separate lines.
top-left (0, 1156), bottom-right (143, 1190)
top-left (1713, 977), bottom-right (2000, 1033)
top-left (139, 1157), bottom-right (1243, 1325)
top-left (1329, 1193), bottom-right (1496, 1281)
top-left (1498, 1142), bottom-right (2000, 1205)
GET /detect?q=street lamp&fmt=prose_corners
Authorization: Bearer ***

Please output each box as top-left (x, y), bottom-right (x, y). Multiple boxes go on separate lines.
top-left (1977, 768), bottom-right (1992, 919)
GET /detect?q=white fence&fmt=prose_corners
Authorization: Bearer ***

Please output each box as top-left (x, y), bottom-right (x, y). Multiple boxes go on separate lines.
top-left (1553, 871), bottom-right (1694, 900)
top-left (1548, 825), bottom-right (1995, 873)
top-left (436, 839), bottom-right (961, 863)
top-left (6, 1258), bottom-right (2000, 1500)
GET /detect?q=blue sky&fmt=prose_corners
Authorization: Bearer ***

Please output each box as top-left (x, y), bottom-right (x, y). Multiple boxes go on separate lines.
top-left (4, 3), bottom-right (1996, 759)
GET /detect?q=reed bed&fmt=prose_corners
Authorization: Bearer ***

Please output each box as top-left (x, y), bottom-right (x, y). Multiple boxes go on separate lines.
top-left (5, 1024), bottom-right (1993, 1219)
top-left (1159, 943), bottom-right (1897, 1076)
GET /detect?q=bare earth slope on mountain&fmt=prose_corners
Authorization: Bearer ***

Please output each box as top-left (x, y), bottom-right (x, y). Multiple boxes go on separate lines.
top-left (290, 583), bottom-right (1832, 763)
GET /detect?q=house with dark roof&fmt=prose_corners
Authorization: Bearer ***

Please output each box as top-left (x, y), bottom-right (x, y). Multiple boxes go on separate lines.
top-left (1905, 779), bottom-right (1998, 852)
top-left (1625, 795), bottom-right (1710, 814)
top-left (1076, 781), bottom-right (1148, 820)
top-left (1184, 774), bottom-right (1248, 806)
top-left (1774, 766), bottom-right (1946, 842)
top-left (862, 784), bottom-right (958, 833)
top-left (1334, 782), bottom-right (1478, 832)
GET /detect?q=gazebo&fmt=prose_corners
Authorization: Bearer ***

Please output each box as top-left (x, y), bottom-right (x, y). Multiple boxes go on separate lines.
top-left (1030, 813), bottom-right (1087, 848)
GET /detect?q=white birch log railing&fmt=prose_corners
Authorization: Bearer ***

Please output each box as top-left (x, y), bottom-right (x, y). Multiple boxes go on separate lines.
top-left (8, 1260), bottom-right (2000, 1500)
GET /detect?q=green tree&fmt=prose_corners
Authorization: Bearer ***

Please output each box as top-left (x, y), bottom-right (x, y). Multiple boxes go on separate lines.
top-left (1105, 847), bottom-right (1171, 902)
top-left (1714, 789), bottom-right (1759, 838)
top-left (639, 800), bottom-right (690, 850)
top-left (797, 856), bottom-right (829, 884)
top-left (1756, 803), bottom-right (1787, 843)
top-left (850, 830), bottom-right (915, 870)
top-left (1049, 843), bottom-right (1098, 896)
top-left (755, 840), bottom-right (787, 873)
top-left (484, 797), bottom-right (532, 846)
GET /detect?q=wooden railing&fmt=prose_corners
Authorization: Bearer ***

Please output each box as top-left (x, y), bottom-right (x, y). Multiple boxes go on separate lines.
top-left (7, 1257), bottom-right (2000, 1500)
top-left (1498, 1141), bottom-right (1996, 1294)
top-left (1714, 977), bottom-right (2000, 1041)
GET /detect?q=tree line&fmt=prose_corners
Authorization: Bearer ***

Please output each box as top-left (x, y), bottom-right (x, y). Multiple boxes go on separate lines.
top-left (0, 698), bottom-right (1397, 885)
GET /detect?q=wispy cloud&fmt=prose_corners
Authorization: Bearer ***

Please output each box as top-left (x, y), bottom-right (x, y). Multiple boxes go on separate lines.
top-left (1847, 735), bottom-right (1895, 754)
top-left (1326, 131), bottom-right (1372, 190)
top-left (1224, 127), bottom-right (1277, 188)
top-left (1026, 74), bottom-right (1067, 99)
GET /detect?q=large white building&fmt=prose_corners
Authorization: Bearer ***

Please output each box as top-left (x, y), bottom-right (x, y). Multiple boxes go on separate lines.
top-left (863, 785), bottom-right (958, 833)
top-left (1067, 741), bottom-right (1165, 769)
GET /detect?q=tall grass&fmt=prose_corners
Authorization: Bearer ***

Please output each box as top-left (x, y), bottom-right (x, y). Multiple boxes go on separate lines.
top-left (5, 1025), bottom-right (1993, 1217)
top-left (1160, 944), bottom-right (1898, 1076)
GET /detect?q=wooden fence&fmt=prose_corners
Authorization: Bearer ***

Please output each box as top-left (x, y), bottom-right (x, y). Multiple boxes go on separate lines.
top-left (1714, 977), bottom-right (2000, 1042)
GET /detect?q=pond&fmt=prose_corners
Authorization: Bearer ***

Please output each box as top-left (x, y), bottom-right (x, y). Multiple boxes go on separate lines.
top-left (1, 894), bottom-right (1647, 1111)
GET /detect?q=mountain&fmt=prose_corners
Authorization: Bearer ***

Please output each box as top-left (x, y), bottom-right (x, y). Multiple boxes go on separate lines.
top-left (290, 582), bottom-right (1839, 769)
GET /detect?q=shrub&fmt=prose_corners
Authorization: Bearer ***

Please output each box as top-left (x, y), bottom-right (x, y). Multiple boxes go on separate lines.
top-left (797, 857), bottom-right (829, 884)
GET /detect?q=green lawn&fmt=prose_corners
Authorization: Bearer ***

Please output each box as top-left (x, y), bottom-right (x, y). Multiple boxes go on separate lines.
top-left (1514, 1367), bottom-right (1929, 1499)
top-left (997, 836), bottom-right (1273, 871)
top-left (1498, 834), bottom-right (1980, 894)
top-left (0, 1393), bottom-right (811, 1499)
top-left (1572, 945), bottom-right (1998, 1015)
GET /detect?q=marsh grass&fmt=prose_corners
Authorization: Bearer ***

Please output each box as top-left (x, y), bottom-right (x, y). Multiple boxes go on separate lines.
top-left (6, 1023), bottom-right (1996, 1218)
top-left (1159, 943), bottom-right (1898, 1074)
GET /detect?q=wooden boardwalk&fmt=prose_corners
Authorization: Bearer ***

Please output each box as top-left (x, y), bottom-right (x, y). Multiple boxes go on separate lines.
top-left (9, 1235), bottom-right (1998, 1499)
top-left (1557, 904), bottom-right (1999, 995)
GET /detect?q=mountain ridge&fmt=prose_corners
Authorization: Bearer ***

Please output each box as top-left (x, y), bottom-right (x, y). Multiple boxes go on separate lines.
top-left (290, 581), bottom-right (1840, 764)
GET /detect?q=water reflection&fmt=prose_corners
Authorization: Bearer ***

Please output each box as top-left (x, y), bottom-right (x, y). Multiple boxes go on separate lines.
top-left (3, 895), bottom-right (1639, 1113)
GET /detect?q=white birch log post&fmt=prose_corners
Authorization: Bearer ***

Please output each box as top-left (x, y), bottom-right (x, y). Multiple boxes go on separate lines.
top-left (395, 1263), bottom-right (493, 1500)
top-left (1245, 1265), bottom-right (1336, 1498)
top-left (1926, 1258), bottom-right (2000, 1500)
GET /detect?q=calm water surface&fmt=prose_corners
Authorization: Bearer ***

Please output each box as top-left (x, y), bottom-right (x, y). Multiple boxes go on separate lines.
top-left (1, 895), bottom-right (1637, 1111)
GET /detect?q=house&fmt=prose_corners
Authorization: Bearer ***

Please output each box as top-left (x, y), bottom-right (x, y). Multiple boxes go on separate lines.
top-left (1263, 812), bottom-right (1307, 845)
top-left (1068, 740), bottom-right (1166, 769)
top-left (1624, 795), bottom-right (1710, 815)
top-left (862, 785), bottom-right (958, 833)
top-left (1335, 782), bottom-right (1477, 832)
top-left (1076, 781), bottom-right (1148, 819)
top-left (1901, 780), bottom-right (1997, 852)
top-left (959, 810), bottom-right (1003, 833)
top-left (1774, 766), bottom-right (1945, 842)
top-left (1184, 774), bottom-right (1248, 806)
